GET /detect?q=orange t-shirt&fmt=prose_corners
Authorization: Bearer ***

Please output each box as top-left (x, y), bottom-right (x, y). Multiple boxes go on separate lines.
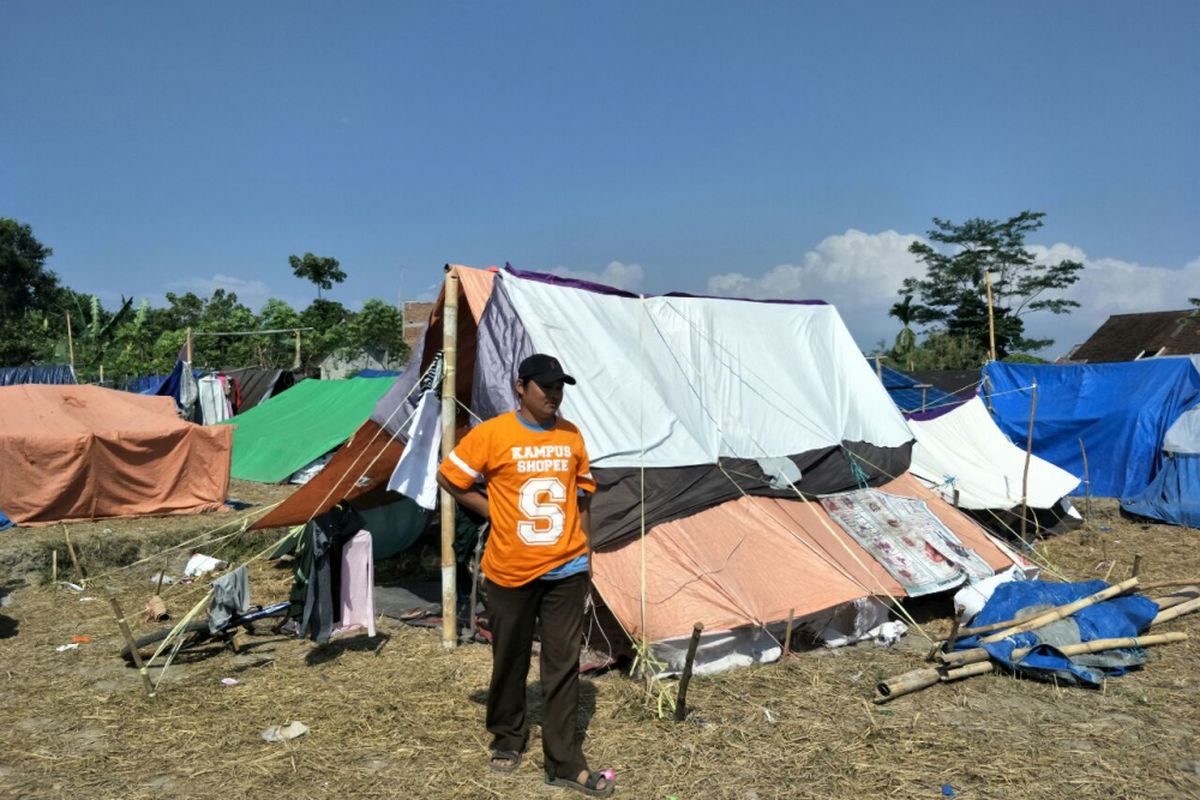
top-left (438, 412), bottom-right (597, 587)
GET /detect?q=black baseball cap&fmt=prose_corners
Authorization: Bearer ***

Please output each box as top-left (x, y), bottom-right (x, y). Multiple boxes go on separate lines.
top-left (518, 353), bottom-right (576, 385)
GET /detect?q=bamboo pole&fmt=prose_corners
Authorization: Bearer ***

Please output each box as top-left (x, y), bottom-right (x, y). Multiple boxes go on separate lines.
top-left (781, 608), bottom-right (795, 657)
top-left (293, 329), bottom-right (301, 369)
top-left (674, 622), bottom-right (704, 721)
top-left (439, 266), bottom-right (460, 650)
top-left (984, 271), bottom-right (997, 362)
top-left (1019, 381), bottom-right (1038, 544)
top-left (186, 326), bottom-right (193, 363)
top-left (1152, 587), bottom-right (1199, 610)
top-left (977, 577), bottom-right (1139, 644)
top-left (65, 311), bottom-right (75, 369)
top-left (1078, 437), bottom-right (1092, 525)
top-left (110, 597), bottom-right (156, 699)
top-left (99, 364), bottom-right (104, 385)
top-left (874, 667), bottom-right (942, 702)
top-left (880, 633), bottom-right (1189, 701)
top-left (941, 632), bottom-right (1188, 672)
top-left (1151, 596), bottom-right (1200, 627)
top-left (950, 575), bottom-right (1137, 642)
top-left (51, 550), bottom-right (58, 584)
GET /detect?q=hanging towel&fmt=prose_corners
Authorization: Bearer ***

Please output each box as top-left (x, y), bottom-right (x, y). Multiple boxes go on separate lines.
top-left (339, 530), bottom-right (376, 636)
top-left (387, 390), bottom-right (442, 509)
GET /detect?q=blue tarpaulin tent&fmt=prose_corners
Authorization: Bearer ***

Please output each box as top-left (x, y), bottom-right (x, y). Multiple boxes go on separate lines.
top-left (0, 365), bottom-right (76, 386)
top-left (983, 360), bottom-right (1200, 498)
top-left (874, 363), bottom-right (957, 413)
top-left (1122, 403), bottom-right (1200, 527)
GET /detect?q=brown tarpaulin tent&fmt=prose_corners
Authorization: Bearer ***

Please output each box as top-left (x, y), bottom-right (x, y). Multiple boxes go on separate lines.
top-left (252, 265), bottom-right (496, 529)
top-left (0, 384), bottom-right (231, 525)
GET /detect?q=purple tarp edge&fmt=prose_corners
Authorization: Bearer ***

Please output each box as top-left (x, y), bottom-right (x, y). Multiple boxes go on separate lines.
top-left (503, 264), bottom-right (829, 306)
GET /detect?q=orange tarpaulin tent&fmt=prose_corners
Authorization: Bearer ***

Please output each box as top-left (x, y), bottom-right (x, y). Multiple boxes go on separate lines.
top-left (592, 474), bottom-right (1016, 644)
top-left (0, 385), bottom-right (231, 525)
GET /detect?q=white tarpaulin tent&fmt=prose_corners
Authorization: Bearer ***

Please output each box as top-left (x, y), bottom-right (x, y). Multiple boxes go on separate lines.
top-left (908, 396), bottom-right (1080, 511)
top-left (500, 271), bottom-right (913, 469)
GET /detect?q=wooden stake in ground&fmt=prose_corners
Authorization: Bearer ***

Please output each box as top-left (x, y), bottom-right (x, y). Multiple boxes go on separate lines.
top-left (1019, 381), bottom-right (1038, 544)
top-left (110, 597), bottom-right (156, 699)
top-left (439, 265), bottom-right (460, 650)
top-left (781, 608), bottom-right (795, 657)
top-left (63, 527), bottom-right (84, 583)
top-left (674, 622), bottom-right (704, 722)
top-left (66, 311), bottom-right (75, 369)
top-left (1130, 554), bottom-right (1142, 579)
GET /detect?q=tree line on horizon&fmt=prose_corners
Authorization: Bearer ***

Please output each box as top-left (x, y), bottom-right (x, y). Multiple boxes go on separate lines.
top-left (0, 218), bottom-right (410, 383)
top-left (4, 210), bottom-right (1132, 381)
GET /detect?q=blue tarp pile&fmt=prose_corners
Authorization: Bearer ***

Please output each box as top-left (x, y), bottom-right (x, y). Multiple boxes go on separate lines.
top-left (123, 374), bottom-right (172, 394)
top-left (954, 580), bottom-right (1159, 686)
top-left (984, 360), bottom-right (1200, 498)
top-left (0, 508), bottom-right (12, 532)
top-left (356, 368), bottom-right (401, 378)
top-left (1123, 403), bottom-right (1200, 527)
top-left (0, 365), bottom-right (76, 386)
top-left (875, 363), bottom-right (957, 413)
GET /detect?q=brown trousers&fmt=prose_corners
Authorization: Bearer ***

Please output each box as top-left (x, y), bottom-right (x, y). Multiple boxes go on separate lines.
top-left (483, 572), bottom-right (589, 779)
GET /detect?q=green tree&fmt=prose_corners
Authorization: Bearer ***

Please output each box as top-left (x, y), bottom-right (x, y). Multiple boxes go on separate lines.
top-left (901, 211), bottom-right (1084, 358)
top-left (289, 252), bottom-right (346, 299)
top-left (0, 218), bottom-right (66, 363)
top-left (300, 299), bottom-right (353, 364)
top-left (254, 298), bottom-right (302, 367)
top-left (888, 294), bottom-right (918, 369)
top-left (351, 299), bottom-right (409, 364)
top-left (902, 331), bottom-right (987, 371)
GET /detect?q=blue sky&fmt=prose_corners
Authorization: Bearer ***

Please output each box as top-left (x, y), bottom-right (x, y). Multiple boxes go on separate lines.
top-left (3, 2), bottom-right (1198, 357)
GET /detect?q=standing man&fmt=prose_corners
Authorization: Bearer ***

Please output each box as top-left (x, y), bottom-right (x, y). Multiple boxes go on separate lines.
top-left (436, 353), bottom-right (614, 798)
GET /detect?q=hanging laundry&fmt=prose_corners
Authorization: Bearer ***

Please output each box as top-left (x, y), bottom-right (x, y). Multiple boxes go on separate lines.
top-left (336, 530), bottom-right (376, 637)
top-left (387, 390), bottom-right (442, 509)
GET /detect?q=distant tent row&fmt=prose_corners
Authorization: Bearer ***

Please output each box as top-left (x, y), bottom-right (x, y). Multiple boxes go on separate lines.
top-left (0, 365), bottom-right (76, 386)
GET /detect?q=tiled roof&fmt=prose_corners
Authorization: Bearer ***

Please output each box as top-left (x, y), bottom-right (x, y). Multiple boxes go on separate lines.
top-left (1069, 309), bottom-right (1200, 363)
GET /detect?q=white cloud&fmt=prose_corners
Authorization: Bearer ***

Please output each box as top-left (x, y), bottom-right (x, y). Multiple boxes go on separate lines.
top-left (550, 261), bottom-right (644, 292)
top-left (166, 273), bottom-right (274, 310)
top-left (707, 229), bottom-right (926, 350)
top-left (705, 230), bottom-right (1200, 359)
top-left (1024, 247), bottom-right (1200, 354)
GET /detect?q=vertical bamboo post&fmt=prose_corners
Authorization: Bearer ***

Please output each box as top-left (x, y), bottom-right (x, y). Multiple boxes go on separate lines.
top-left (293, 329), bottom-right (301, 369)
top-left (1079, 437), bottom-right (1093, 526)
top-left (985, 271), bottom-right (997, 362)
top-left (874, 356), bottom-right (883, 381)
top-left (782, 608), bottom-right (795, 657)
top-left (51, 550), bottom-right (58, 583)
top-left (66, 311), bottom-right (76, 368)
top-left (110, 598), bottom-right (156, 699)
top-left (674, 622), bottom-right (704, 721)
top-left (99, 364), bottom-right (104, 385)
top-left (1019, 382), bottom-right (1038, 545)
top-left (185, 326), bottom-right (193, 363)
top-left (440, 266), bottom-right (460, 649)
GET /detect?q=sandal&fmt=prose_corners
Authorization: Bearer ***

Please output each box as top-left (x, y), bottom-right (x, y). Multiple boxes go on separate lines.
top-left (488, 750), bottom-right (522, 773)
top-left (545, 770), bottom-right (615, 797)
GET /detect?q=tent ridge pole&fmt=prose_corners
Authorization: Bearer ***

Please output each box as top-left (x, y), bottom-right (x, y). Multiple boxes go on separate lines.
top-left (440, 265), bottom-right (460, 649)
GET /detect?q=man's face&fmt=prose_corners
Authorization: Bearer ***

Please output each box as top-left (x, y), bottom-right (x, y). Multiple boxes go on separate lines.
top-left (519, 378), bottom-right (564, 418)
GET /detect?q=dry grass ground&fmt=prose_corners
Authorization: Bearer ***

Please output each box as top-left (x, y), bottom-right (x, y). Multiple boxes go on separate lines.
top-left (1, 495), bottom-right (1198, 800)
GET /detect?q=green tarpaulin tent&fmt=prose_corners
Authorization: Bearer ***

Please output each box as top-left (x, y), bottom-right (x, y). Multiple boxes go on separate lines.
top-left (222, 377), bottom-right (396, 483)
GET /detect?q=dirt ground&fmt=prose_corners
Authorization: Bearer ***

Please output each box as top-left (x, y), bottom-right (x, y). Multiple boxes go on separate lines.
top-left (0, 491), bottom-right (1197, 800)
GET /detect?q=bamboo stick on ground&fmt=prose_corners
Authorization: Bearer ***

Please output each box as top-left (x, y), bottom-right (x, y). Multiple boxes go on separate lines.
top-left (1151, 596), bottom-right (1200, 626)
top-left (880, 633), bottom-right (1190, 701)
top-left (874, 668), bottom-right (942, 702)
top-left (977, 577), bottom-right (1139, 644)
top-left (941, 631), bottom-right (1189, 668)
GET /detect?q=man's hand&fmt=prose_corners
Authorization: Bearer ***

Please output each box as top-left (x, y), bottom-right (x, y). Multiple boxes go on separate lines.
top-left (436, 472), bottom-right (490, 520)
